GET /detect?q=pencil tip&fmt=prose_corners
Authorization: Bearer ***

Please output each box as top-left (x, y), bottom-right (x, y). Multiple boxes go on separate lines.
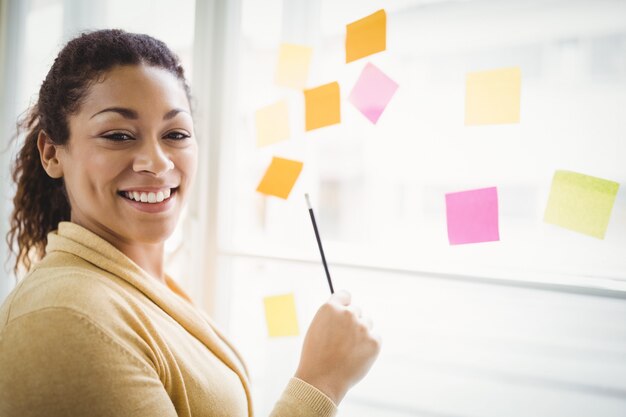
top-left (304, 193), bottom-right (311, 209)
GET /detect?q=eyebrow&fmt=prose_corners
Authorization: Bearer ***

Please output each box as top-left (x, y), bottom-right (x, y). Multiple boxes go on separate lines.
top-left (89, 107), bottom-right (188, 120)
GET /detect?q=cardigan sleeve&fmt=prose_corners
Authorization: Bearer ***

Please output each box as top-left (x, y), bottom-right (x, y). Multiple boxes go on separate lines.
top-left (270, 377), bottom-right (337, 417)
top-left (0, 308), bottom-right (178, 417)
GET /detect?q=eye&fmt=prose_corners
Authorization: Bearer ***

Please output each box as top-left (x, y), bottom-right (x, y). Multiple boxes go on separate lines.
top-left (165, 131), bottom-right (191, 141)
top-left (102, 132), bottom-right (134, 141)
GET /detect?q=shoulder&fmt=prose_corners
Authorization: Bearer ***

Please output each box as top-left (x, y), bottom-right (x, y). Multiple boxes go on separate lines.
top-left (0, 307), bottom-right (176, 417)
top-left (0, 250), bottom-right (143, 333)
top-left (0, 306), bottom-right (149, 369)
top-left (0, 252), bottom-right (160, 374)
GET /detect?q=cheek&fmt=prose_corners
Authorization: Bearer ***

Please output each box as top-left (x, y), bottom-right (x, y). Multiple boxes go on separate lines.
top-left (178, 144), bottom-right (198, 181)
top-left (64, 147), bottom-right (129, 196)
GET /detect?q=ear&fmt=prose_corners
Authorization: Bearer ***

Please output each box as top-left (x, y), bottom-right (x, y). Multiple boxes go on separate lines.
top-left (37, 130), bottom-right (64, 179)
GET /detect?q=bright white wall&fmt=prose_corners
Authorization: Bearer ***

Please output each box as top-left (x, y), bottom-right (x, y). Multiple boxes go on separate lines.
top-left (217, 1), bottom-right (626, 416)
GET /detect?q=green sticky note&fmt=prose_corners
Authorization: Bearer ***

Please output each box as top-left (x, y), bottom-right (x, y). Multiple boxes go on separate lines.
top-left (263, 293), bottom-right (299, 337)
top-left (544, 170), bottom-right (619, 239)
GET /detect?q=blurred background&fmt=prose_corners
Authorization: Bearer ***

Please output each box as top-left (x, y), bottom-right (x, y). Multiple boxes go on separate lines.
top-left (1, 0), bottom-right (625, 416)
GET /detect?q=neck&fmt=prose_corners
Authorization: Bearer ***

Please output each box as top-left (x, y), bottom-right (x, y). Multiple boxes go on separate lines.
top-left (70, 217), bottom-right (167, 283)
top-left (116, 240), bottom-right (166, 283)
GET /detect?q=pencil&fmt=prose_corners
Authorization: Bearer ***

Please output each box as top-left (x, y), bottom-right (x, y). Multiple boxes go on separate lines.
top-left (305, 193), bottom-right (335, 294)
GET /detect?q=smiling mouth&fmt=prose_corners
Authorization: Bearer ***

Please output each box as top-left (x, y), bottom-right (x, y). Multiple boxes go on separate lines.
top-left (117, 187), bottom-right (179, 204)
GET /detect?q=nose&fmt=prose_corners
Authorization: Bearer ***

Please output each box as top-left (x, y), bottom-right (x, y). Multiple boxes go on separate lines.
top-left (132, 139), bottom-right (174, 176)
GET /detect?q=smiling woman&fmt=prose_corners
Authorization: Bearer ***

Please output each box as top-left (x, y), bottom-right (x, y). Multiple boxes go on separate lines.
top-left (36, 64), bottom-right (197, 279)
top-left (0, 29), bottom-right (380, 417)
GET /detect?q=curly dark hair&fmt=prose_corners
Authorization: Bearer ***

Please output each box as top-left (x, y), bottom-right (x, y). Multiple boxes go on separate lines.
top-left (7, 29), bottom-right (192, 274)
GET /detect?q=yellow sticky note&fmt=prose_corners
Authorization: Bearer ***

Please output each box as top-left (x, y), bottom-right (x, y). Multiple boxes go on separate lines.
top-left (255, 100), bottom-right (290, 147)
top-left (346, 9), bottom-right (386, 63)
top-left (544, 170), bottom-right (619, 239)
top-left (256, 157), bottom-right (303, 199)
top-left (304, 82), bottom-right (340, 131)
top-left (275, 43), bottom-right (313, 89)
top-left (465, 67), bottom-right (521, 125)
top-left (263, 293), bottom-right (299, 337)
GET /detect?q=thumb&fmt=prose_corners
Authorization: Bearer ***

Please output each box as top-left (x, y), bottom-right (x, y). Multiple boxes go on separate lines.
top-left (329, 289), bottom-right (351, 306)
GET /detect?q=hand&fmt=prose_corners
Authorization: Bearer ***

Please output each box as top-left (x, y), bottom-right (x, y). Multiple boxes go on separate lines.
top-left (294, 290), bottom-right (381, 405)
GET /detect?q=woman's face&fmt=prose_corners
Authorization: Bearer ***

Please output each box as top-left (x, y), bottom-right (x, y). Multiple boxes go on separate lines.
top-left (57, 64), bottom-right (197, 245)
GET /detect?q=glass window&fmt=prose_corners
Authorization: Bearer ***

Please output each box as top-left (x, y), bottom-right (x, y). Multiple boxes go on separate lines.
top-left (19, 0), bottom-right (64, 121)
top-left (223, 0), bottom-right (626, 284)
top-left (218, 1), bottom-right (626, 415)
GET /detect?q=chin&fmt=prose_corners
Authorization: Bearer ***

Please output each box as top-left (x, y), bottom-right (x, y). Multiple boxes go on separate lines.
top-left (128, 219), bottom-right (178, 245)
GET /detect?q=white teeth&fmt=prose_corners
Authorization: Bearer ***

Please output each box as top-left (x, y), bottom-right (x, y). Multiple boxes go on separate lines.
top-left (122, 189), bottom-right (175, 204)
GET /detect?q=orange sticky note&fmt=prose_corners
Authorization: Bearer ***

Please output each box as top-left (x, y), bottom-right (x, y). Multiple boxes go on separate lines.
top-left (263, 293), bottom-right (299, 337)
top-left (275, 43), bottom-right (313, 89)
top-left (255, 100), bottom-right (290, 146)
top-left (346, 9), bottom-right (386, 63)
top-left (465, 67), bottom-right (521, 125)
top-left (256, 157), bottom-right (303, 199)
top-left (304, 82), bottom-right (340, 131)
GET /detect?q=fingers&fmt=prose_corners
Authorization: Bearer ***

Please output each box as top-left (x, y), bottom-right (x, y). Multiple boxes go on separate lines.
top-left (360, 315), bottom-right (373, 330)
top-left (327, 291), bottom-right (376, 333)
top-left (370, 331), bottom-right (383, 355)
top-left (330, 289), bottom-right (351, 306)
top-left (348, 304), bottom-right (375, 332)
top-left (347, 305), bottom-right (362, 318)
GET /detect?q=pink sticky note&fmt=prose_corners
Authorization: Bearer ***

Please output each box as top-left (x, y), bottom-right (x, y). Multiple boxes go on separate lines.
top-left (348, 63), bottom-right (398, 124)
top-left (445, 187), bottom-right (500, 245)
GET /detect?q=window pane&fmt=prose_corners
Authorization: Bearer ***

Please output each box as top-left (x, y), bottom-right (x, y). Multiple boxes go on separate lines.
top-left (223, 0), bottom-right (626, 284)
top-left (19, 0), bottom-right (63, 116)
top-left (225, 254), bottom-right (626, 417)
top-left (220, 1), bottom-right (626, 416)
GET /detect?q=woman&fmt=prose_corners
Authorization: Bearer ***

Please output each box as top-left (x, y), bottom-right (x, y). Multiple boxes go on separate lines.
top-left (0, 30), bottom-right (380, 416)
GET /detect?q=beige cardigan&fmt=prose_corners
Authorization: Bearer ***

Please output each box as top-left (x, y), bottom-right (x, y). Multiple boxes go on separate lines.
top-left (0, 222), bottom-right (336, 417)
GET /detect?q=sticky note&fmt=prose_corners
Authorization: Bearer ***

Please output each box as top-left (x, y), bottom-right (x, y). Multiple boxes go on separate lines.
top-left (256, 156), bottom-right (303, 199)
top-left (304, 82), bottom-right (340, 131)
top-left (348, 63), bottom-right (398, 124)
top-left (465, 67), bottom-right (521, 125)
top-left (255, 100), bottom-right (290, 147)
top-left (263, 293), bottom-right (299, 337)
top-left (544, 170), bottom-right (619, 239)
top-left (446, 187), bottom-right (500, 245)
top-left (275, 43), bottom-right (313, 89)
top-left (346, 9), bottom-right (386, 63)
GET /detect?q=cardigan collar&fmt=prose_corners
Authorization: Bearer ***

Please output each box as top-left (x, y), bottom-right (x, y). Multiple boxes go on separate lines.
top-left (45, 221), bottom-right (253, 415)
